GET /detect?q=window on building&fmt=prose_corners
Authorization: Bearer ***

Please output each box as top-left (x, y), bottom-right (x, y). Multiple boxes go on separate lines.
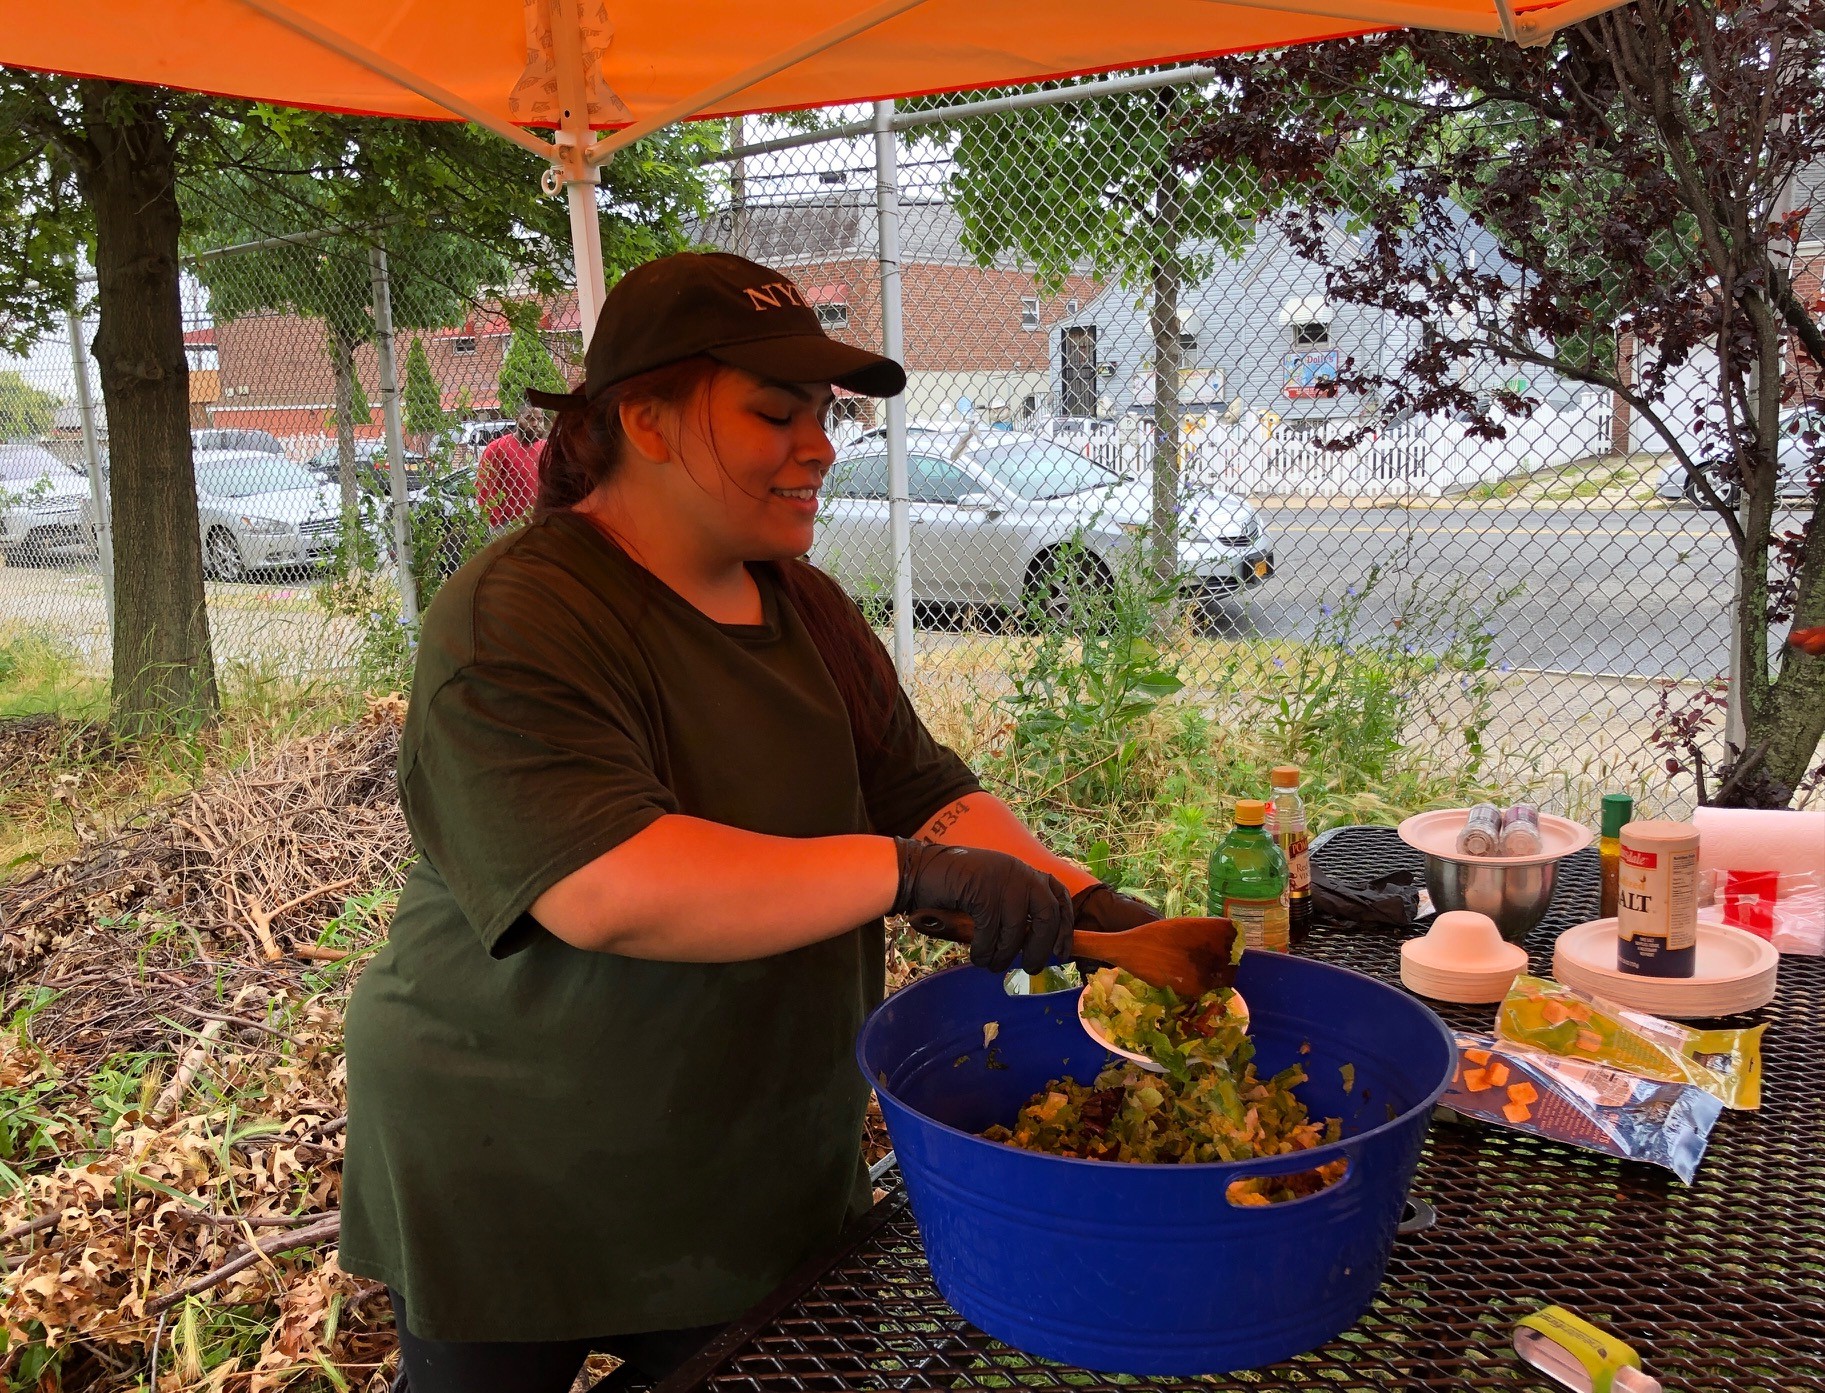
top-left (1291, 321), bottom-right (1330, 348)
top-left (816, 302), bottom-right (850, 332)
top-left (453, 337), bottom-right (477, 356)
top-left (1020, 297), bottom-right (1041, 331)
top-left (1065, 298), bottom-right (1080, 316)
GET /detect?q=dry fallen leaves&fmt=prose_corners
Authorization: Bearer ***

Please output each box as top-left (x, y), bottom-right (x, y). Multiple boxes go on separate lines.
top-left (0, 698), bottom-right (410, 1390)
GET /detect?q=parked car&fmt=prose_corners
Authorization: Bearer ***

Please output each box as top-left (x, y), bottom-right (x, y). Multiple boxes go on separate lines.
top-left (459, 419), bottom-right (517, 448)
top-left (307, 438), bottom-right (428, 494)
top-left (1656, 405), bottom-right (1822, 506)
top-left (811, 430), bottom-right (1274, 625)
top-left (194, 427), bottom-right (288, 457)
top-left (192, 450), bottom-right (355, 581)
top-left (0, 443), bottom-right (97, 565)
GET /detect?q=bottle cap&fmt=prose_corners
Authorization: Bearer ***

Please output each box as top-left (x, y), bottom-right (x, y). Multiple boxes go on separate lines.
top-left (1234, 799), bottom-right (1267, 826)
top-left (1269, 765), bottom-right (1301, 788)
top-left (1600, 793), bottom-right (1635, 838)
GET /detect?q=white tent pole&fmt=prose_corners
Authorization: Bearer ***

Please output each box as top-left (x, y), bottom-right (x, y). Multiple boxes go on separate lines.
top-left (551, 0), bottom-right (608, 347)
top-left (873, 100), bottom-right (913, 684)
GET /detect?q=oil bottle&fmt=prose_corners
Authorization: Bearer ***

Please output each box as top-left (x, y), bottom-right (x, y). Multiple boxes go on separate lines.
top-left (1210, 799), bottom-right (1290, 953)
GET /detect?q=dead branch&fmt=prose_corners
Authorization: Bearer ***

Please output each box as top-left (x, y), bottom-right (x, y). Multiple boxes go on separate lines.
top-left (1, 1212), bottom-right (62, 1245)
top-left (151, 1018), bottom-right (224, 1121)
top-left (146, 1212), bottom-right (341, 1315)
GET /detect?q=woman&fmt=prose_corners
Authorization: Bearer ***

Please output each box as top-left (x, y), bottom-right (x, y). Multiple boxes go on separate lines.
top-left (341, 252), bottom-right (1155, 1393)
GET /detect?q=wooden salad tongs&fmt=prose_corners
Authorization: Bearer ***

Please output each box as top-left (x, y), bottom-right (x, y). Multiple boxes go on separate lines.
top-left (907, 908), bottom-right (1239, 999)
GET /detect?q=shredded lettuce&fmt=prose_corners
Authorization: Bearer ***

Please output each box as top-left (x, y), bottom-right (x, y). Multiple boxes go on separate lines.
top-left (1079, 965), bottom-right (1251, 1082)
top-left (981, 969), bottom-right (1345, 1202)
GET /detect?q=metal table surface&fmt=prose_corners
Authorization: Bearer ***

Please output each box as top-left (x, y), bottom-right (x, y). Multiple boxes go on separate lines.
top-left (657, 825), bottom-right (1825, 1392)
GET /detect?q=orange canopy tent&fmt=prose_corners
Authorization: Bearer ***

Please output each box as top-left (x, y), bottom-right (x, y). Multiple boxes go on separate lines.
top-left (10, 0), bottom-right (1626, 337)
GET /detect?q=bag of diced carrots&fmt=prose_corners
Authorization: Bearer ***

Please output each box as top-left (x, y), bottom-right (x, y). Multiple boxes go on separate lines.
top-left (1438, 1031), bottom-right (1724, 1183)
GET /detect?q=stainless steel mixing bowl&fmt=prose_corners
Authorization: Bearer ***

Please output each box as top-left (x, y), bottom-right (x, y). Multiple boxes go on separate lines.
top-left (1424, 853), bottom-right (1561, 944)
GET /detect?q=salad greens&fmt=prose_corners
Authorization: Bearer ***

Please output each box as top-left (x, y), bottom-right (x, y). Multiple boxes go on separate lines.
top-left (1078, 965), bottom-right (1250, 1082)
top-left (981, 968), bottom-right (1345, 1202)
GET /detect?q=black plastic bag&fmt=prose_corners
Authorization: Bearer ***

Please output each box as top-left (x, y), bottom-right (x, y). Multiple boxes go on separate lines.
top-left (1311, 867), bottom-right (1427, 931)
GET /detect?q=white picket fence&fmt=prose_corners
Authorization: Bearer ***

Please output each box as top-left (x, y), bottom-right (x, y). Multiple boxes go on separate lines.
top-left (1080, 393), bottom-right (1616, 498)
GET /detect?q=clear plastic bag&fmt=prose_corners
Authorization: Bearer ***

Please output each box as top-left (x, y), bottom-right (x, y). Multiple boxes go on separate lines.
top-left (1697, 868), bottom-right (1823, 955)
top-left (1439, 1032), bottom-right (1723, 1183)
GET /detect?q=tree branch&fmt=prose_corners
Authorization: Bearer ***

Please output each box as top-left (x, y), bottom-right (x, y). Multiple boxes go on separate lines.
top-left (145, 1213), bottom-right (341, 1315)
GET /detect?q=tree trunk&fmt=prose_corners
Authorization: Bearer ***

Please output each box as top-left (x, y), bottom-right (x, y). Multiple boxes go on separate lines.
top-left (74, 81), bottom-right (218, 734)
top-left (329, 328), bottom-right (360, 521)
top-left (1760, 494), bottom-right (1825, 794)
top-left (1718, 289), bottom-right (1824, 804)
top-left (1147, 167), bottom-right (1185, 586)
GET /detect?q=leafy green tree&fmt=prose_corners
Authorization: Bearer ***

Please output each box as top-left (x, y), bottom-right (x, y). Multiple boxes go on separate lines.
top-left (0, 75), bottom-right (224, 730)
top-left (187, 114), bottom-right (711, 522)
top-left (403, 337), bottom-right (445, 440)
top-left (496, 318), bottom-right (567, 419)
top-left (0, 64), bottom-right (717, 733)
top-left (326, 371), bottom-right (372, 434)
top-left (1187, 0), bottom-right (1825, 803)
top-left (908, 78), bottom-right (1262, 578)
top-left (0, 370), bottom-right (59, 439)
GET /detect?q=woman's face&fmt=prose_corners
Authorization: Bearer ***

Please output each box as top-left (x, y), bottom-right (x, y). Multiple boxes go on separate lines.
top-left (643, 366), bottom-right (838, 563)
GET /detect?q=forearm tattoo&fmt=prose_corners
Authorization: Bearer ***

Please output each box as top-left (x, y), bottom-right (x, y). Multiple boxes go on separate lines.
top-left (920, 798), bottom-right (972, 842)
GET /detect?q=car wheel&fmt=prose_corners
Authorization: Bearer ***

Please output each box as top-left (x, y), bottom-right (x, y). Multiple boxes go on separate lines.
top-left (1025, 550), bottom-right (1113, 633)
top-left (204, 528), bottom-right (247, 582)
top-left (1684, 471), bottom-right (1739, 509)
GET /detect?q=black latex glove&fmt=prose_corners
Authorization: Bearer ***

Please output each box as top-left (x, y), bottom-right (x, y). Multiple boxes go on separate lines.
top-left (891, 839), bottom-right (1074, 975)
top-left (1070, 883), bottom-right (1160, 935)
top-left (1069, 882), bottom-right (1159, 974)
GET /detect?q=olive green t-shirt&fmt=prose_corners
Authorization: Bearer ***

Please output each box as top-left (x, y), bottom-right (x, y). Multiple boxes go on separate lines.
top-left (340, 511), bottom-right (979, 1342)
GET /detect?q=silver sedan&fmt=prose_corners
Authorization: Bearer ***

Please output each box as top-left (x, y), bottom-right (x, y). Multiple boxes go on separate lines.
top-left (191, 451), bottom-right (349, 580)
top-left (811, 431), bottom-right (1274, 624)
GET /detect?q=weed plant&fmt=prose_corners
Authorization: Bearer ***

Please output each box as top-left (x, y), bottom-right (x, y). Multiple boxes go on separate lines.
top-left (316, 444), bottom-right (491, 694)
top-left (930, 559), bottom-right (1521, 922)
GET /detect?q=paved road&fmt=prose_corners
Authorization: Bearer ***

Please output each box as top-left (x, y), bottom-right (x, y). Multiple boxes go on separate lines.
top-left (1201, 501), bottom-right (1784, 681)
top-left (1, 500), bottom-right (1803, 682)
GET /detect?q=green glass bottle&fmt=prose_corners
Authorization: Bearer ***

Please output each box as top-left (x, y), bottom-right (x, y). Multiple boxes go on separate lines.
top-left (1210, 799), bottom-right (1291, 953)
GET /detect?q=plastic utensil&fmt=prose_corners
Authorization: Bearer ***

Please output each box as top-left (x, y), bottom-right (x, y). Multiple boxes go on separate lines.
top-left (907, 907), bottom-right (1238, 999)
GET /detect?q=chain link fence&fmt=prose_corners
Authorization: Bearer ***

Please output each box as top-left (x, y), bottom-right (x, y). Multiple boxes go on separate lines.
top-left (1, 72), bottom-right (1779, 815)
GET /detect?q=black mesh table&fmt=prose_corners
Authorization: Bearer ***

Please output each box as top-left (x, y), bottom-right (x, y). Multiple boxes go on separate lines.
top-left (658, 825), bottom-right (1825, 1391)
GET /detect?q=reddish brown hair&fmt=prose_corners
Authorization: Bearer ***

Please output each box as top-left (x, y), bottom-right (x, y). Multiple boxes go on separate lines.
top-left (534, 361), bottom-right (898, 762)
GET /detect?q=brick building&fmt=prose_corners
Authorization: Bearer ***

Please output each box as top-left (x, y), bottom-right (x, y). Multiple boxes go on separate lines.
top-left (206, 298), bottom-right (582, 442)
top-left (204, 197), bottom-right (1093, 444)
top-left (703, 196), bottom-right (1099, 428)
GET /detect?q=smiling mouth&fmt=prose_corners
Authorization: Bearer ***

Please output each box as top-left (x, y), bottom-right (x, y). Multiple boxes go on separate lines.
top-left (773, 487), bottom-right (818, 502)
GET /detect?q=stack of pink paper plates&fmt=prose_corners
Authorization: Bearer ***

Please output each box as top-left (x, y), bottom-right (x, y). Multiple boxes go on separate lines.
top-left (1553, 917), bottom-right (1778, 1018)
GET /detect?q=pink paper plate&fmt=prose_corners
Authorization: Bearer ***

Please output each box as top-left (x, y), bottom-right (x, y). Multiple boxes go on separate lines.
top-left (1397, 808), bottom-right (1593, 868)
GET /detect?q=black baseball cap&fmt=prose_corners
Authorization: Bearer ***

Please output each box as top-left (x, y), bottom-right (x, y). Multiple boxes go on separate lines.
top-left (527, 251), bottom-right (905, 412)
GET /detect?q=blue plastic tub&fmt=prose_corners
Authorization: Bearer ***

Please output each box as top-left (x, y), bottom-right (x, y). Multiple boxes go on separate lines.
top-left (856, 951), bottom-right (1456, 1376)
